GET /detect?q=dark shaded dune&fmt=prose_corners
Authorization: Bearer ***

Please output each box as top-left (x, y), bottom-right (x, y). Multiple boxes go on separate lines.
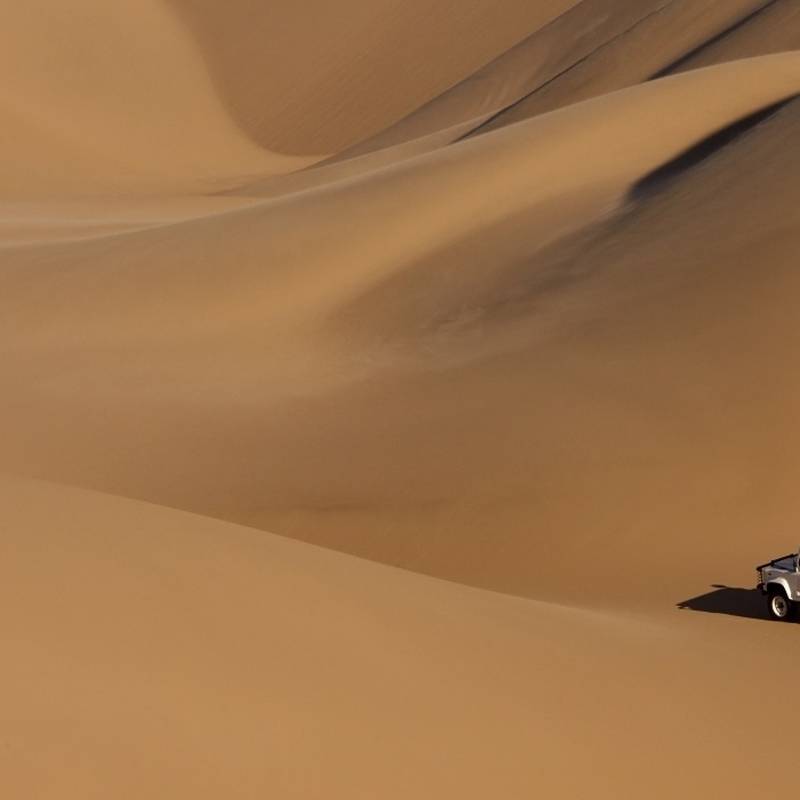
top-left (465, 0), bottom-right (773, 139)
top-left (162, 0), bottom-right (577, 155)
top-left (629, 94), bottom-right (797, 200)
top-left (660, 0), bottom-right (800, 76)
top-left (651, 0), bottom-right (784, 78)
top-left (329, 0), bottom-right (672, 162)
top-left (329, 0), bottom-right (776, 162)
top-left (4, 69), bottom-right (799, 605)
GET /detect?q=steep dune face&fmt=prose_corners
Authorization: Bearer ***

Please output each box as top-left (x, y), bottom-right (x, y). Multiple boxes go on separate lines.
top-left (329, 0), bottom-right (774, 160)
top-left (164, 0), bottom-right (579, 154)
top-left (2, 55), bottom-right (800, 603)
top-left (466, 0), bottom-right (781, 138)
top-left (665, 0), bottom-right (800, 74)
top-left (2, 0), bottom-right (573, 196)
top-left (0, 1), bottom-right (309, 197)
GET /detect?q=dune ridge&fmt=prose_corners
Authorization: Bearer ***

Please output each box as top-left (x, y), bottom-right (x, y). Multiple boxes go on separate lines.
top-left (162, 0), bottom-right (580, 154)
top-left (2, 57), bottom-right (799, 552)
top-left (326, 0), bottom-right (776, 162)
top-left (3, 3), bottom-right (800, 797)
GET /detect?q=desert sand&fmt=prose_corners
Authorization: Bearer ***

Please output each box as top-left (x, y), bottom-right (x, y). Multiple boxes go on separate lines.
top-left (3, 1), bottom-right (800, 797)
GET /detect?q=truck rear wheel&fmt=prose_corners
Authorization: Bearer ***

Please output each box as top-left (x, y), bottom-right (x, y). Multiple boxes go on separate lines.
top-left (768, 589), bottom-right (796, 621)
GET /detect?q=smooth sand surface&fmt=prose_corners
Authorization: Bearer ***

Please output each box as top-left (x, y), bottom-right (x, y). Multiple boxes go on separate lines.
top-left (163, 0), bottom-right (579, 154)
top-left (4, 475), bottom-right (800, 799)
top-left (3, 2), bottom-right (800, 796)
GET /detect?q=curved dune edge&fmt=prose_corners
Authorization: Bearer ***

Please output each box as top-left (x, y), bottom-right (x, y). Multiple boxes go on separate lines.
top-left (658, 0), bottom-right (800, 77)
top-left (0, 195), bottom-right (263, 247)
top-left (0, 0), bottom-right (580, 195)
top-left (221, 115), bottom-right (494, 200)
top-left (6, 7), bottom-right (800, 799)
top-left (3, 53), bottom-right (799, 329)
top-left (3, 473), bottom-right (800, 799)
top-left (0, 1), bottom-right (322, 199)
top-left (1, 54), bottom-right (799, 606)
top-left (160, 0), bottom-right (580, 155)
top-left (466, 1), bottom-right (787, 139)
top-left (229, 52), bottom-right (800, 214)
top-left (323, 0), bottom-right (773, 163)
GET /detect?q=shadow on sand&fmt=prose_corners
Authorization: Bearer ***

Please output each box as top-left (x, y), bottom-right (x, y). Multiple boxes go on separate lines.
top-left (628, 96), bottom-right (798, 202)
top-left (677, 585), bottom-right (774, 621)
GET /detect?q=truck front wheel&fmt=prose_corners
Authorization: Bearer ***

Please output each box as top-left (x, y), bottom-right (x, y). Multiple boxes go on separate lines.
top-left (768, 589), bottom-right (796, 621)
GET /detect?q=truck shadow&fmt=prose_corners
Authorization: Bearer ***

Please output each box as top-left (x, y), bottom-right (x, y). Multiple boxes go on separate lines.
top-left (676, 585), bottom-right (770, 621)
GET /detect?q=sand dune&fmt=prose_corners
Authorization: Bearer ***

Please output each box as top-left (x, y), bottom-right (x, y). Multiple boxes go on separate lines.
top-left (465, 0), bottom-right (783, 138)
top-left (666, 0), bottom-right (800, 74)
top-left (163, 0), bottom-right (579, 154)
top-left (2, 54), bottom-right (800, 604)
top-left (0, 2), bottom-right (310, 197)
top-left (4, 3), bottom-right (800, 797)
top-left (328, 0), bottom-right (774, 160)
top-left (4, 475), bottom-right (800, 798)
top-left (4, 0), bottom-right (571, 195)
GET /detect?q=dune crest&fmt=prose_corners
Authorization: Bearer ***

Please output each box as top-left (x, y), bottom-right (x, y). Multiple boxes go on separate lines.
top-left (328, 0), bottom-right (779, 161)
top-left (163, 0), bottom-right (580, 154)
top-left (0, 53), bottom-right (799, 612)
top-left (4, 4), bottom-right (800, 797)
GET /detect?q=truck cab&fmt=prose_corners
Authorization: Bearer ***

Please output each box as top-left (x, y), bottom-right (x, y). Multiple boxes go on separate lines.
top-left (757, 552), bottom-right (800, 620)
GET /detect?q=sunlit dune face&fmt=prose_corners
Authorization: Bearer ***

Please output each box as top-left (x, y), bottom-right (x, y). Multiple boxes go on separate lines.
top-left (3, 3), bottom-right (800, 797)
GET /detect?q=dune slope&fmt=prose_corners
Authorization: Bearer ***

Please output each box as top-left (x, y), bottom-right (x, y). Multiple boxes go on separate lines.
top-left (665, 0), bottom-right (800, 75)
top-left (1, 0), bottom-right (575, 195)
top-left (328, 0), bottom-right (774, 161)
top-left (163, 0), bottom-right (580, 155)
top-left (3, 475), bottom-right (800, 799)
top-left (4, 8), bottom-right (800, 798)
top-left (2, 55), bottom-right (800, 603)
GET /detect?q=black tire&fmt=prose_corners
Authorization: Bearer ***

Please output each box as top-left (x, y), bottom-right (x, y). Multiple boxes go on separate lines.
top-left (767, 588), bottom-right (796, 621)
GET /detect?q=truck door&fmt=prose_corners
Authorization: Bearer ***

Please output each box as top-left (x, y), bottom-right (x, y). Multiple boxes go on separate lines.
top-left (791, 564), bottom-right (800, 601)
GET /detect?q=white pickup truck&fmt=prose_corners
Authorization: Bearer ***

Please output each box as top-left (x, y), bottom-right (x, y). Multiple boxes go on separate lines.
top-left (757, 553), bottom-right (800, 620)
